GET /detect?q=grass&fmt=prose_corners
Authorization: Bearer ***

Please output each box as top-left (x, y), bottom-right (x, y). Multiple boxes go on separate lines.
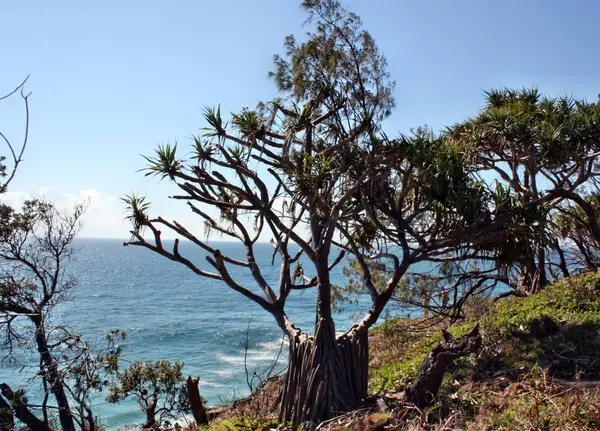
top-left (364, 271), bottom-right (600, 430)
top-left (193, 272), bottom-right (600, 430)
top-left (369, 318), bottom-right (475, 394)
top-left (369, 271), bottom-right (600, 394)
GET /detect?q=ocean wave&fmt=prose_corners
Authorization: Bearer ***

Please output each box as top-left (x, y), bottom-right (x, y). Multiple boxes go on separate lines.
top-left (215, 347), bottom-right (284, 366)
top-left (257, 338), bottom-right (289, 351)
top-left (213, 369), bottom-right (235, 378)
top-left (200, 379), bottom-right (226, 388)
top-left (215, 353), bottom-right (247, 365)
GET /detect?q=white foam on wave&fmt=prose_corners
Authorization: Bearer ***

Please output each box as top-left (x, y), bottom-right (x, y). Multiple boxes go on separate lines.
top-left (245, 349), bottom-right (282, 362)
top-left (215, 353), bottom-right (247, 365)
top-left (214, 369), bottom-right (235, 378)
top-left (257, 337), bottom-right (289, 351)
top-left (200, 379), bottom-right (226, 388)
top-left (215, 338), bottom-right (288, 367)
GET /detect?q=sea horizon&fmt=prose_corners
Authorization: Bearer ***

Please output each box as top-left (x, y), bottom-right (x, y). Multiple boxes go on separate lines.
top-left (2, 237), bottom-right (389, 429)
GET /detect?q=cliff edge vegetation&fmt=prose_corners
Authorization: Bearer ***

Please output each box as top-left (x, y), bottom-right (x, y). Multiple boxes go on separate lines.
top-left (206, 271), bottom-right (600, 431)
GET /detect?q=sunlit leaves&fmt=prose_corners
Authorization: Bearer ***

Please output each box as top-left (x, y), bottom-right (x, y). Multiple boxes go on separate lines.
top-left (141, 143), bottom-right (181, 179)
top-left (202, 105), bottom-right (225, 139)
top-left (232, 108), bottom-right (262, 138)
top-left (451, 88), bottom-right (600, 169)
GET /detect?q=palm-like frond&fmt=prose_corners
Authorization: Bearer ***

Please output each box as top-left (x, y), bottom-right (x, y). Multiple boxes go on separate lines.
top-left (228, 144), bottom-right (246, 163)
top-left (121, 193), bottom-right (150, 233)
top-left (232, 108), bottom-right (261, 137)
top-left (202, 105), bottom-right (225, 139)
top-left (140, 143), bottom-right (181, 179)
top-left (191, 136), bottom-right (216, 167)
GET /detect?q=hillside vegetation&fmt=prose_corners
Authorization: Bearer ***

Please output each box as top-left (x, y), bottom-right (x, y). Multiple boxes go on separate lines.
top-left (208, 272), bottom-right (600, 430)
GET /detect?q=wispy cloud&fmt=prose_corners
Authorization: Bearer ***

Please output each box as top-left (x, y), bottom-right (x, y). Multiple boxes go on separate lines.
top-left (2, 188), bottom-right (129, 238)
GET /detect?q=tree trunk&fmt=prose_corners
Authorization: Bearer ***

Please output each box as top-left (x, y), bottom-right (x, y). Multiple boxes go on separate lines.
top-left (0, 383), bottom-right (51, 431)
top-left (279, 326), bottom-right (368, 427)
top-left (84, 406), bottom-right (97, 431)
top-left (519, 257), bottom-right (545, 294)
top-left (534, 245), bottom-right (548, 293)
top-left (0, 392), bottom-right (15, 431)
top-left (406, 325), bottom-right (481, 408)
top-left (553, 239), bottom-right (570, 279)
top-left (143, 396), bottom-right (157, 429)
top-left (186, 376), bottom-right (208, 425)
top-left (31, 315), bottom-right (76, 431)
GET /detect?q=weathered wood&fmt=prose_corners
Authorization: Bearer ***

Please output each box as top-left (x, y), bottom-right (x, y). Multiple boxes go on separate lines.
top-left (406, 325), bottom-right (482, 408)
top-left (280, 329), bottom-right (369, 428)
top-left (186, 376), bottom-right (208, 425)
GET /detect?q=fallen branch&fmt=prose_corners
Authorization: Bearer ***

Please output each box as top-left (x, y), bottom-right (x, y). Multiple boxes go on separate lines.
top-left (406, 324), bottom-right (482, 407)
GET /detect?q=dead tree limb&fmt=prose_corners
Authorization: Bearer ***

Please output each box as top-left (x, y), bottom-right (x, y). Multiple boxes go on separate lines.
top-left (406, 325), bottom-right (482, 408)
top-left (186, 376), bottom-right (208, 425)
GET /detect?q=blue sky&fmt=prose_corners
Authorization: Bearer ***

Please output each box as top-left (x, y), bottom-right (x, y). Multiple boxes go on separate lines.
top-left (1, 0), bottom-right (599, 238)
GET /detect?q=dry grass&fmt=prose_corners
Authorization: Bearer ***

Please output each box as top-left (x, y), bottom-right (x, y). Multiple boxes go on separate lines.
top-left (465, 371), bottom-right (600, 430)
top-left (315, 373), bottom-right (600, 431)
top-left (199, 274), bottom-right (600, 430)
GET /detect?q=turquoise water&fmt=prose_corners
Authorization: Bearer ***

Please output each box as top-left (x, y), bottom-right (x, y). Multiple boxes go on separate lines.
top-left (2, 238), bottom-right (383, 429)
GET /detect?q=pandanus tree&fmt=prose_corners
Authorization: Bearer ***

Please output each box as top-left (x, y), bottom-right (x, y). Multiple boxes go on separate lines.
top-left (553, 196), bottom-right (600, 274)
top-left (445, 89), bottom-right (600, 294)
top-left (124, 1), bottom-right (497, 424)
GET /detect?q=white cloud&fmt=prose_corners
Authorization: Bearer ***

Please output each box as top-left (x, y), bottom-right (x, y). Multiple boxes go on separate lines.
top-left (1, 188), bottom-right (304, 242)
top-left (1, 188), bottom-right (130, 239)
top-left (1, 190), bottom-right (31, 209)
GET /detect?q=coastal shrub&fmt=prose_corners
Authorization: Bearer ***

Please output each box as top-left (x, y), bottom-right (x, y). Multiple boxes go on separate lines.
top-left (484, 271), bottom-right (600, 337)
top-left (107, 360), bottom-right (194, 429)
top-left (369, 272), bottom-right (600, 393)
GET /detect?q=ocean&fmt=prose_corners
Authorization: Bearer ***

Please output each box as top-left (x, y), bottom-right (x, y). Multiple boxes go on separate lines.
top-left (1, 238), bottom-right (386, 429)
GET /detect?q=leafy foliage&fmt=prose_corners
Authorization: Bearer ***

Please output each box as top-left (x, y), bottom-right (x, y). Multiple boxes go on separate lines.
top-left (141, 143), bottom-right (181, 179)
top-left (370, 272), bottom-right (600, 396)
top-left (122, 193), bottom-right (151, 233)
top-left (107, 360), bottom-right (192, 428)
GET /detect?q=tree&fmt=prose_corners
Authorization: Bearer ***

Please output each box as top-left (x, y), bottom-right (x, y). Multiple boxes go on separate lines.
top-left (107, 360), bottom-right (192, 429)
top-left (553, 196), bottom-right (600, 274)
top-left (445, 89), bottom-right (600, 294)
top-left (0, 79), bottom-right (123, 431)
top-left (0, 76), bottom-right (31, 431)
top-left (0, 82), bottom-right (84, 431)
top-left (1, 200), bottom-right (127, 431)
top-left (0, 77), bottom-right (30, 194)
top-left (0, 200), bottom-right (85, 431)
top-left (123, 1), bottom-right (500, 425)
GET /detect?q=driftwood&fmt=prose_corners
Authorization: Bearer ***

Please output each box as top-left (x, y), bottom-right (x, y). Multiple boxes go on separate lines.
top-left (406, 325), bottom-right (482, 408)
top-left (186, 376), bottom-right (208, 425)
top-left (0, 383), bottom-right (51, 431)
